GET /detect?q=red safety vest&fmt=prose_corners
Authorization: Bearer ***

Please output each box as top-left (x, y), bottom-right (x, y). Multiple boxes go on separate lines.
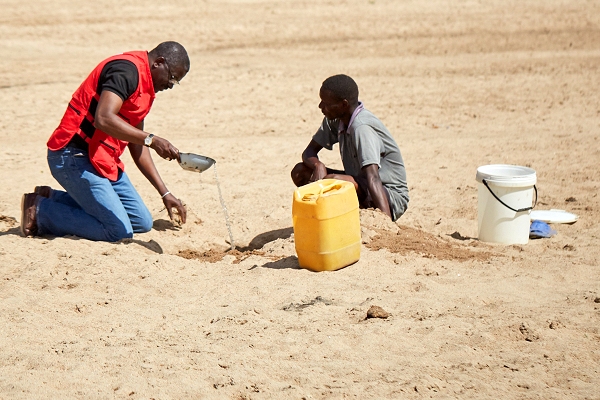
top-left (47, 51), bottom-right (155, 181)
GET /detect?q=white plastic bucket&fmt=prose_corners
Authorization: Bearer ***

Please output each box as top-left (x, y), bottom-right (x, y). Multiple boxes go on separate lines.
top-left (475, 164), bottom-right (537, 244)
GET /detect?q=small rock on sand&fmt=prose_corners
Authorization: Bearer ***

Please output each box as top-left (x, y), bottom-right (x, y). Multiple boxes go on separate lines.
top-left (367, 305), bottom-right (390, 319)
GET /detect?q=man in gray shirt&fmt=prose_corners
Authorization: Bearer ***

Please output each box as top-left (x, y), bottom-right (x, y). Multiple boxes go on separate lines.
top-left (291, 74), bottom-right (409, 221)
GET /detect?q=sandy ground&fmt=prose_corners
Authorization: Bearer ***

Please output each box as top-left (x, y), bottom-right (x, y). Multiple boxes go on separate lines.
top-left (1, 0), bottom-right (599, 398)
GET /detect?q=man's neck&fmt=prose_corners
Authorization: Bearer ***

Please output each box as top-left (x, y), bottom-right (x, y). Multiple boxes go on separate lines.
top-left (341, 103), bottom-right (358, 127)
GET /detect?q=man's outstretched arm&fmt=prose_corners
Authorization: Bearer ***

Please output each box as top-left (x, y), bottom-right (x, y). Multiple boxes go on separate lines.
top-left (363, 164), bottom-right (392, 219)
top-left (128, 121), bottom-right (187, 224)
top-left (94, 90), bottom-right (180, 161)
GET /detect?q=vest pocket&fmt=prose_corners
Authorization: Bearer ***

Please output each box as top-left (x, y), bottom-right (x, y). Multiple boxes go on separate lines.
top-left (99, 140), bottom-right (116, 153)
top-left (68, 102), bottom-right (81, 115)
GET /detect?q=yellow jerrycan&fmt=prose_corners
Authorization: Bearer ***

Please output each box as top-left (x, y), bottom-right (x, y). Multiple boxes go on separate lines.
top-left (292, 179), bottom-right (361, 271)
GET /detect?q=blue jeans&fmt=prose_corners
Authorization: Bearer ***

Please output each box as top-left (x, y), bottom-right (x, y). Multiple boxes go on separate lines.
top-left (37, 147), bottom-right (153, 241)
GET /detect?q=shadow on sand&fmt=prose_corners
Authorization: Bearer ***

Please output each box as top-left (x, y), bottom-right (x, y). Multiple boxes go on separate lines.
top-left (237, 227), bottom-right (294, 251)
top-left (258, 255), bottom-right (300, 270)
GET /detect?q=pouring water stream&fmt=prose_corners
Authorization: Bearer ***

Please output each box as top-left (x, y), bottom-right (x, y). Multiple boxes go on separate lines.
top-left (213, 163), bottom-right (235, 251)
top-left (178, 153), bottom-right (235, 250)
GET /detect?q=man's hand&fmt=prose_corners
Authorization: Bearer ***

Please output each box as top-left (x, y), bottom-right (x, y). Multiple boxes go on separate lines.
top-left (150, 136), bottom-right (180, 162)
top-left (310, 161), bottom-right (328, 182)
top-left (163, 193), bottom-right (187, 224)
top-left (302, 139), bottom-right (327, 182)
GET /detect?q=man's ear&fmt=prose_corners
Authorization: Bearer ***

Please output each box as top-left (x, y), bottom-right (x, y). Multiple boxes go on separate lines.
top-left (153, 56), bottom-right (166, 68)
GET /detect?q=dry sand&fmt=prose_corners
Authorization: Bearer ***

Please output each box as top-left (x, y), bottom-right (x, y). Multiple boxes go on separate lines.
top-left (1, 0), bottom-right (599, 398)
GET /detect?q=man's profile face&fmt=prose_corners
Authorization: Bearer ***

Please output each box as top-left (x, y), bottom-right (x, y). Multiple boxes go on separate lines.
top-left (318, 88), bottom-right (346, 120)
top-left (151, 57), bottom-right (188, 93)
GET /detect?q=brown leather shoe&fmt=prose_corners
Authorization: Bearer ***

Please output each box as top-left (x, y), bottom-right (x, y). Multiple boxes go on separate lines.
top-left (34, 186), bottom-right (53, 198)
top-left (20, 193), bottom-right (39, 237)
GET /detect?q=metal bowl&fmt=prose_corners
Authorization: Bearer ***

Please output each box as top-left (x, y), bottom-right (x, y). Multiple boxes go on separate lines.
top-left (178, 152), bottom-right (216, 173)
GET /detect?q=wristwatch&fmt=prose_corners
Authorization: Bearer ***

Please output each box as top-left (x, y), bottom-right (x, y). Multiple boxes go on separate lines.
top-left (144, 134), bottom-right (154, 147)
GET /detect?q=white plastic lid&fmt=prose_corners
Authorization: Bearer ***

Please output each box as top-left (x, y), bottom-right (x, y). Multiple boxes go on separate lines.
top-left (530, 209), bottom-right (578, 224)
top-left (476, 164), bottom-right (537, 187)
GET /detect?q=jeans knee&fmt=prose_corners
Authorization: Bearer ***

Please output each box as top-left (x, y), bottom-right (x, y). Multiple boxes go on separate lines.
top-left (133, 209), bottom-right (153, 233)
top-left (138, 217), bottom-right (153, 233)
top-left (105, 226), bottom-right (133, 242)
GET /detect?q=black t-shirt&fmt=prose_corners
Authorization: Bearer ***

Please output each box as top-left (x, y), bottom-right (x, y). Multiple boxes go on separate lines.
top-left (97, 59), bottom-right (139, 101)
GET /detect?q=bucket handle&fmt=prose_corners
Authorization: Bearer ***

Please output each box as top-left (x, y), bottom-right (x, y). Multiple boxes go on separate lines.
top-left (482, 179), bottom-right (538, 213)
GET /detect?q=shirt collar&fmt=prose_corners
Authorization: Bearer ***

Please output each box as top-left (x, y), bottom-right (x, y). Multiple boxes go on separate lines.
top-left (338, 101), bottom-right (364, 134)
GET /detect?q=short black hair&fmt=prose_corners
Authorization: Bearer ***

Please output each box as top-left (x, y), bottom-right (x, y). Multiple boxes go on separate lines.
top-left (149, 41), bottom-right (190, 71)
top-left (321, 74), bottom-right (359, 105)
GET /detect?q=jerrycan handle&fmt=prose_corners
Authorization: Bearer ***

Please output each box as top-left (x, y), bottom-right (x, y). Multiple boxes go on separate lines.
top-left (300, 182), bottom-right (342, 202)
